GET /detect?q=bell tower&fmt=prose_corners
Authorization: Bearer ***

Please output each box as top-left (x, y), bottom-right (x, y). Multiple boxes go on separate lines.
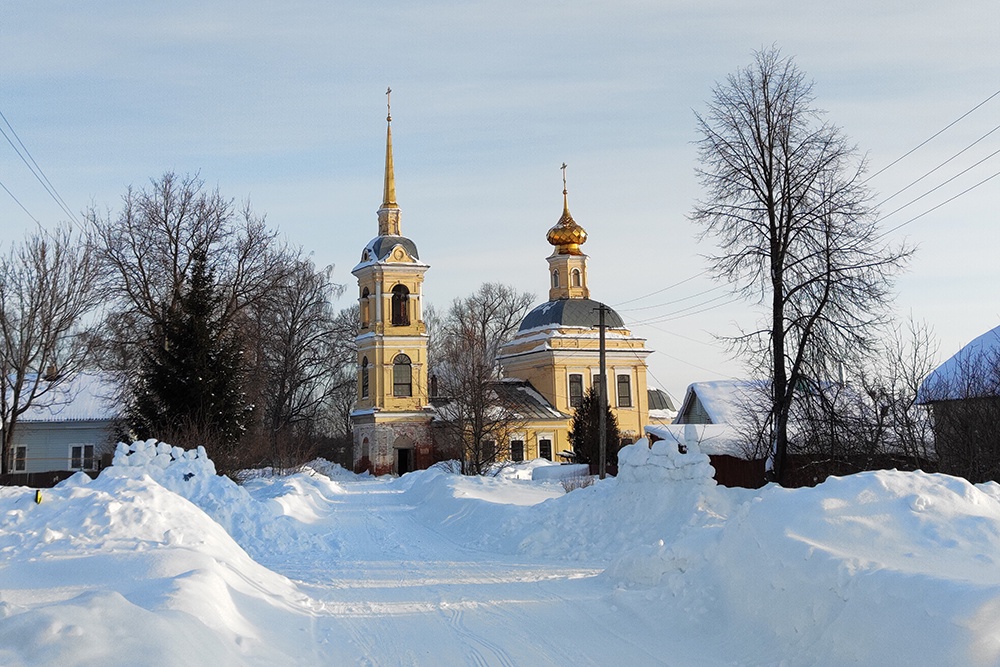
top-left (350, 89), bottom-right (434, 475)
top-left (545, 164), bottom-right (590, 301)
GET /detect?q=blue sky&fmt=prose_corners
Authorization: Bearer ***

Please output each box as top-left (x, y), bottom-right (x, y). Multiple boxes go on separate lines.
top-left (2, 1), bottom-right (998, 402)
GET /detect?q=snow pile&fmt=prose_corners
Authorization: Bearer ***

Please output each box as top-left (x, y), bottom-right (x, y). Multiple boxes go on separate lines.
top-left (700, 471), bottom-right (1000, 664)
top-left (616, 436), bottom-right (716, 483)
top-left (0, 468), bottom-right (305, 666)
top-left (108, 440), bottom-right (341, 562)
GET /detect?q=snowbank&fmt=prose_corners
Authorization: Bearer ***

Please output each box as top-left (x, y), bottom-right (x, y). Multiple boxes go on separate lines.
top-left (5, 438), bottom-right (1000, 665)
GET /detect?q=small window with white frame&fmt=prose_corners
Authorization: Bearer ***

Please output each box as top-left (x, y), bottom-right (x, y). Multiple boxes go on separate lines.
top-left (70, 444), bottom-right (95, 470)
top-left (13, 445), bottom-right (27, 472)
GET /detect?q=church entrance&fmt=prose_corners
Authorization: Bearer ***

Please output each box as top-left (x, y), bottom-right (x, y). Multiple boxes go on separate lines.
top-left (393, 435), bottom-right (415, 476)
top-left (396, 448), bottom-right (412, 475)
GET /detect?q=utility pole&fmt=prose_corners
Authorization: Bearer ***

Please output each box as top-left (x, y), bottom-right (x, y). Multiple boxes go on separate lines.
top-left (597, 303), bottom-right (607, 480)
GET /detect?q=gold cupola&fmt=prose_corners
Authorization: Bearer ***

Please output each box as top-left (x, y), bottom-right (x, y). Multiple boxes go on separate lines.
top-left (545, 164), bottom-right (590, 300)
top-left (546, 163), bottom-right (587, 255)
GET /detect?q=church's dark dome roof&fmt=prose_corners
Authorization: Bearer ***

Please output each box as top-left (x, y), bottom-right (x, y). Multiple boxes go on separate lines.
top-left (518, 298), bottom-right (625, 332)
top-left (363, 235), bottom-right (420, 262)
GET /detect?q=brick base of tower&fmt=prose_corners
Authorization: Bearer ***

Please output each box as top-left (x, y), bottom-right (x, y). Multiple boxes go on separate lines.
top-left (351, 413), bottom-right (438, 476)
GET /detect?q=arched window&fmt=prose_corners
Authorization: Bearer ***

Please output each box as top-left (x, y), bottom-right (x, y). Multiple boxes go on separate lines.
top-left (360, 287), bottom-right (370, 328)
top-left (393, 354), bottom-right (412, 397)
top-left (360, 356), bottom-right (369, 398)
top-left (552, 270), bottom-right (560, 288)
top-left (572, 268), bottom-right (582, 287)
top-left (391, 285), bottom-right (410, 326)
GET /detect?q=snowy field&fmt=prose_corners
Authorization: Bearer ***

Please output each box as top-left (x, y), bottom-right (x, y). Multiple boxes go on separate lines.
top-left (3, 439), bottom-right (1000, 666)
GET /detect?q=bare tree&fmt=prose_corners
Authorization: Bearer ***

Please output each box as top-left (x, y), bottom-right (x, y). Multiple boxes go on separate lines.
top-left (246, 258), bottom-right (351, 468)
top-left (434, 283), bottom-right (534, 475)
top-left (692, 47), bottom-right (911, 484)
top-left (0, 224), bottom-right (102, 474)
top-left (88, 172), bottom-right (292, 378)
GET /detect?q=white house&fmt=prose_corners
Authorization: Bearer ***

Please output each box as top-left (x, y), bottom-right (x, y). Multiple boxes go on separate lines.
top-left (6, 373), bottom-right (119, 481)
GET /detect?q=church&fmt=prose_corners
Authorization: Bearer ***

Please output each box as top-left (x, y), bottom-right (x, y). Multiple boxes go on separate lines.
top-left (350, 99), bottom-right (653, 475)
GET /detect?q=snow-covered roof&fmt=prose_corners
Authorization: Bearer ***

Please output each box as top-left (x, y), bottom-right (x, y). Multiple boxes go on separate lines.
top-left (675, 380), bottom-right (766, 425)
top-left (15, 372), bottom-right (120, 423)
top-left (918, 324), bottom-right (1000, 403)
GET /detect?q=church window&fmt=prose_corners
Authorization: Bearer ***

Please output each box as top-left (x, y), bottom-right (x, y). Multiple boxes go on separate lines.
top-left (391, 285), bottom-right (410, 326)
top-left (510, 440), bottom-right (524, 462)
top-left (361, 288), bottom-right (370, 328)
top-left (569, 374), bottom-right (584, 408)
top-left (617, 374), bottom-right (632, 408)
top-left (539, 439), bottom-right (552, 461)
top-left (572, 268), bottom-right (582, 287)
top-left (593, 374), bottom-right (606, 397)
top-left (393, 354), bottom-right (412, 396)
top-left (361, 357), bottom-right (369, 398)
top-left (551, 270), bottom-right (560, 288)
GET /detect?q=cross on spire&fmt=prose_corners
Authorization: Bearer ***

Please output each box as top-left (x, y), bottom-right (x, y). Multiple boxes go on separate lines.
top-left (561, 162), bottom-right (568, 195)
top-left (386, 87), bottom-right (392, 122)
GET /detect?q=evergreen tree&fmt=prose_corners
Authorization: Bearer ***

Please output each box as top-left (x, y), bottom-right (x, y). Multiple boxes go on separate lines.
top-left (568, 387), bottom-right (621, 467)
top-left (129, 250), bottom-right (250, 459)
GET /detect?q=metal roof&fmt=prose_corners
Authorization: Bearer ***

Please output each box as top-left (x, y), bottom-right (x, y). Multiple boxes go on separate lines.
top-left (14, 373), bottom-right (120, 423)
top-left (518, 298), bottom-right (625, 332)
top-left (366, 235), bottom-right (420, 262)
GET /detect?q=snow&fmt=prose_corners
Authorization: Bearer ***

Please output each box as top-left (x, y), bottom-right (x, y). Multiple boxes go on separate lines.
top-left (15, 372), bottom-right (119, 422)
top-left (3, 439), bottom-right (1000, 665)
top-left (918, 324), bottom-right (1000, 402)
top-left (646, 422), bottom-right (749, 457)
top-left (680, 379), bottom-right (766, 424)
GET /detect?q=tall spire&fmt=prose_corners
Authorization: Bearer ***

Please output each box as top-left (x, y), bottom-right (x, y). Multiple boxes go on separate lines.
top-left (546, 162), bottom-right (587, 255)
top-left (377, 87), bottom-right (402, 235)
top-left (382, 87), bottom-right (397, 209)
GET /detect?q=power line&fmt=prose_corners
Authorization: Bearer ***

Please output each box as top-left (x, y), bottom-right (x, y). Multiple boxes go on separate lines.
top-left (867, 88), bottom-right (1000, 182)
top-left (612, 269), bottom-right (709, 307)
top-left (877, 121), bottom-right (1000, 207)
top-left (877, 145), bottom-right (1000, 223)
top-left (616, 283), bottom-right (727, 313)
top-left (627, 292), bottom-right (742, 326)
top-left (0, 108), bottom-right (79, 224)
top-left (0, 177), bottom-right (41, 224)
top-left (881, 168), bottom-right (1000, 236)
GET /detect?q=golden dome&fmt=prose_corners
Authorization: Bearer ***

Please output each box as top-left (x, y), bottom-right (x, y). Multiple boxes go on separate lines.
top-left (547, 167), bottom-right (587, 255)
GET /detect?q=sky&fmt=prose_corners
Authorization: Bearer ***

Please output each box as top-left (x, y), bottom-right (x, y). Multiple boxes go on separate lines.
top-left (1, 1), bottom-right (999, 402)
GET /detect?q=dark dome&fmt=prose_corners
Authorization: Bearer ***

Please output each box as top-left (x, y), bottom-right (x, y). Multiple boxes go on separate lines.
top-left (364, 235), bottom-right (420, 262)
top-left (518, 298), bottom-right (625, 332)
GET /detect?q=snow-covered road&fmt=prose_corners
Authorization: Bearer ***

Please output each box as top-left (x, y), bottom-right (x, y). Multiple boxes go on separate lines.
top-left (250, 477), bottom-right (675, 666)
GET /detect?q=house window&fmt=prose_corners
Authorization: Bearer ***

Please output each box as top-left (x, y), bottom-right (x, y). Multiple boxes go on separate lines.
top-left (569, 374), bottom-right (584, 408)
top-left (13, 445), bottom-right (27, 472)
top-left (70, 444), bottom-right (95, 470)
top-left (617, 374), bottom-right (632, 408)
top-left (391, 285), bottom-right (410, 326)
top-left (551, 270), bottom-right (560, 288)
top-left (393, 354), bottom-right (412, 396)
top-left (361, 356), bottom-right (370, 398)
top-left (361, 287), bottom-right (370, 328)
top-left (510, 440), bottom-right (524, 462)
top-left (539, 439), bottom-right (552, 461)
top-left (572, 268), bottom-right (582, 287)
